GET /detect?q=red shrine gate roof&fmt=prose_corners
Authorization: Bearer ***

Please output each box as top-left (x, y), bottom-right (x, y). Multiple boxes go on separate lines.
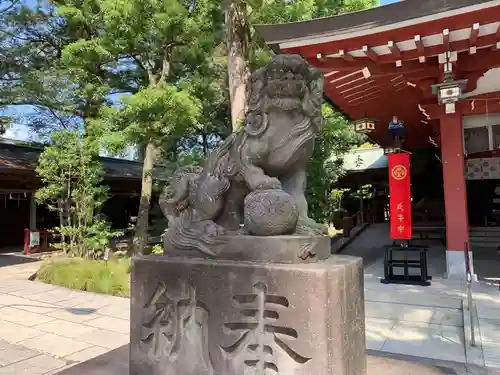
top-left (255, 0), bottom-right (500, 150)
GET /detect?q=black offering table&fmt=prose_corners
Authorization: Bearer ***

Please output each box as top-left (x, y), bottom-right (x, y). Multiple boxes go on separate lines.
top-left (381, 242), bottom-right (431, 286)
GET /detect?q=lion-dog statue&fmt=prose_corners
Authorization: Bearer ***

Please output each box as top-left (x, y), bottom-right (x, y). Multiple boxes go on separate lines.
top-left (160, 54), bottom-right (327, 256)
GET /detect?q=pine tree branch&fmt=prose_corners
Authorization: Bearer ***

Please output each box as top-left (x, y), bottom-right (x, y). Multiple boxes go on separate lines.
top-left (129, 55), bottom-right (147, 74)
top-left (0, 0), bottom-right (19, 14)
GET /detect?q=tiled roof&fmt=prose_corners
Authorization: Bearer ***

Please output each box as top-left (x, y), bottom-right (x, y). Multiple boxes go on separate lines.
top-left (333, 147), bottom-right (388, 172)
top-left (255, 0), bottom-right (495, 47)
top-left (0, 138), bottom-right (164, 181)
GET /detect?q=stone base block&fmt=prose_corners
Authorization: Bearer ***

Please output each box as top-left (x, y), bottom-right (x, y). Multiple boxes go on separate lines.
top-left (164, 235), bottom-right (332, 263)
top-left (445, 250), bottom-right (477, 281)
top-left (130, 255), bottom-right (366, 375)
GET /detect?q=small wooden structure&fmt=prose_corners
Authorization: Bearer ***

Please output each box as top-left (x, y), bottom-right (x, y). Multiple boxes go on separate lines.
top-left (0, 138), bottom-right (163, 249)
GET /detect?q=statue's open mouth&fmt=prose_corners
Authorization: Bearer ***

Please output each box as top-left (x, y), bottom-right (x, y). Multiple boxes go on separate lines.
top-left (266, 97), bottom-right (304, 111)
top-left (266, 80), bottom-right (305, 98)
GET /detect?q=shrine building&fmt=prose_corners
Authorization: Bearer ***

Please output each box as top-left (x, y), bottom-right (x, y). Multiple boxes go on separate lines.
top-left (256, 0), bottom-right (500, 278)
top-left (0, 138), bottom-right (165, 250)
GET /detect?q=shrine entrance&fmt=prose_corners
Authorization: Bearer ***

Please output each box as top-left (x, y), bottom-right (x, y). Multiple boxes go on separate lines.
top-left (464, 113), bottom-right (500, 226)
top-left (467, 179), bottom-right (500, 227)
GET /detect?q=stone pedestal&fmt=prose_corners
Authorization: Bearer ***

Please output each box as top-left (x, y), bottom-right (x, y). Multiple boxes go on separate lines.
top-left (130, 253), bottom-right (366, 375)
top-left (163, 235), bottom-right (332, 263)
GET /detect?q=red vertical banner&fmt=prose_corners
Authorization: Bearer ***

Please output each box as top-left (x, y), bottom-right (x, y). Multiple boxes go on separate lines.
top-left (388, 153), bottom-right (412, 240)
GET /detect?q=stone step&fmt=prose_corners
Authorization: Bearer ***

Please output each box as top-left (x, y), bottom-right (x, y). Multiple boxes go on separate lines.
top-left (470, 230), bottom-right (500, 234)
top-left (469, 226), bottom-right (500, 248)
top-left (470, 241), bottom-right (500, 248)
top-left (469, 235), bottom-right (500, 242)
top-left (470, 235), bottom-right (500, 240)
top-left (469, 227), bottom-right (500, 242)
top-left (470, 226), bottom-right (500, 232)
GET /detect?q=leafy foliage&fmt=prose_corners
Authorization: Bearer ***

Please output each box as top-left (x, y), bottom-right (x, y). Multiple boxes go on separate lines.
top-left (35, 130), bottom-right (121, 258)
top-left (223, 0), bottom-right (376, 222)
top-left (77, 0), bottom-right (217, 254)
top-left (151, 243), bottom-right (164, 255)
top-left (94, 87), bottom-right (201, 152)
top-left (247, 0), bottom-right (378, 67)
top-left (0, 1), bottom-right (112, 137)
top-left (306, 105), bottom-right (365, 222)
top-left (3, 0), bottom-right (377, 242)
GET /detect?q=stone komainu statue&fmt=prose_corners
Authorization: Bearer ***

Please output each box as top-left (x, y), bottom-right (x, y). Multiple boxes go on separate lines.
top-left (160, 55), bottom-right (327, 256)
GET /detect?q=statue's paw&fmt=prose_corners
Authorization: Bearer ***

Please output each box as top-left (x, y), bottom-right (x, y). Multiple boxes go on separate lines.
top-left (296, 226), bottom-right (327, 236)
top-left (296, 218), bottom-right (328, 236)
top-left (255, 177), bottom-right (282, 190)
top-left (295, 225), bottom-right (315, 236)
top-left (228, 227), bottom-right (246, 235)
top-left (317, 225), bottom-right (329, 235)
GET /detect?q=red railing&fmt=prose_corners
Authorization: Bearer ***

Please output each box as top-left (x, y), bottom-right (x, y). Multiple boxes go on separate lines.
top-left (342, 208), bottom-right (373, 238)
top-left (353, 211), bottom-right (363, 227)
top-left (23, 229), bottom-right (52, 255)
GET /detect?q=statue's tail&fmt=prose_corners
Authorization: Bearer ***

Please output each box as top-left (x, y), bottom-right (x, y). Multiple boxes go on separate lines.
top-left (164, 211), bottom-right (228, 257)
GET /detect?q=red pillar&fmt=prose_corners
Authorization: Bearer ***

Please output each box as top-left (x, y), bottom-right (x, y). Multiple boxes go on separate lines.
top-left (440, 109), bottom-right (472, 278)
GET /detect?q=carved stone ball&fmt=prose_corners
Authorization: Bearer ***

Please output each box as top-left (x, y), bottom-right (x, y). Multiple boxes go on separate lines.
top-left (244, 189), bottom-right (299, 236)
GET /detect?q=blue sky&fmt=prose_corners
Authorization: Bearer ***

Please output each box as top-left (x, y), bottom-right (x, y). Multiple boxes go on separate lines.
top-left (380, 0), bottom-right (400, 4)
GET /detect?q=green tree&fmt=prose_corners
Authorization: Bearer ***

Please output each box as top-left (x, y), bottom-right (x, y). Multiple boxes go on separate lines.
top-left (306, 105), bottom-right (364, 222)
top-left (224, 0), bottom-right (378, 132)
top-left (78, 0), bottom-right (217, 254)
top-left (225, 0), bottom-right (251, 131)
top-left (167, 60), bottom-right (231, 161)
top-left (35, 130), bottom-right (119, 258)
top-left (0, 0), bottom-right (117, 138)
top-left (95, 87), bottom-right (201, 255)
top-left (222, 0), bottom-right (377, 221)
top-left (2, 0), bottom-right (221, 254)
top-left (223, 0), bottom-right (379, 127)
top-left (4, 0), bottom-right (376, 237)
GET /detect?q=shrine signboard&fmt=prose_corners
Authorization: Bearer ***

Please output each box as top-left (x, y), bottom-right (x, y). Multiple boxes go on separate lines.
top-left (388, 153), bottom-right (412, 240)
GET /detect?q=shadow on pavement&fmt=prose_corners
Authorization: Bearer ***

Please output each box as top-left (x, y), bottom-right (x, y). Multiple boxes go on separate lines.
top-left (56, 345), bottom-right (129, 375)
top-left (54, 345), bottom-right (500, 375)
top-left (0, 253), bottom-right (39, 268)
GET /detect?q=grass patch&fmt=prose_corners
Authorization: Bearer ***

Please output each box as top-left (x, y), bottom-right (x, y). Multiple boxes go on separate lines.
top-left (36, 257), bottom-right (131, 297)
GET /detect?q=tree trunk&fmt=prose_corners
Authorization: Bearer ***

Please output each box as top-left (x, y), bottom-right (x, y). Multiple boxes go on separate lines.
top-left (202, 125), bottom-right (209, 158)
top-left (133, 141), bottom-right (157, 256)
top-left (226, 0), bottom-right (250, 132)
top-left (58, 199), bottom-right (66, 245)
top-left (135, 140), bottom-right (147, 162)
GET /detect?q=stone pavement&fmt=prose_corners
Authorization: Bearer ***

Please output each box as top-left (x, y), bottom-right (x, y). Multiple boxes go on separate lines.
top-left (54, 343), bottom-right (500, 375)
top-left (345, 223), bottom-right (500, 369)
top-left (367, 351), bottom-right (500, 375)
top-left (0, 254), bottom-right (41, 282)
top-left (1, 233), bottom-right (500, 374)
top-left (0, 340), bottom-right (67, 375)
top-left (364, 272), bottom-right (467, 363)
top-left (473, 281), bottom-right (500, 368)
top-left (343, 224), bottom-right (468, 363)
top-left (0, 277), bottom-right (129, 374)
